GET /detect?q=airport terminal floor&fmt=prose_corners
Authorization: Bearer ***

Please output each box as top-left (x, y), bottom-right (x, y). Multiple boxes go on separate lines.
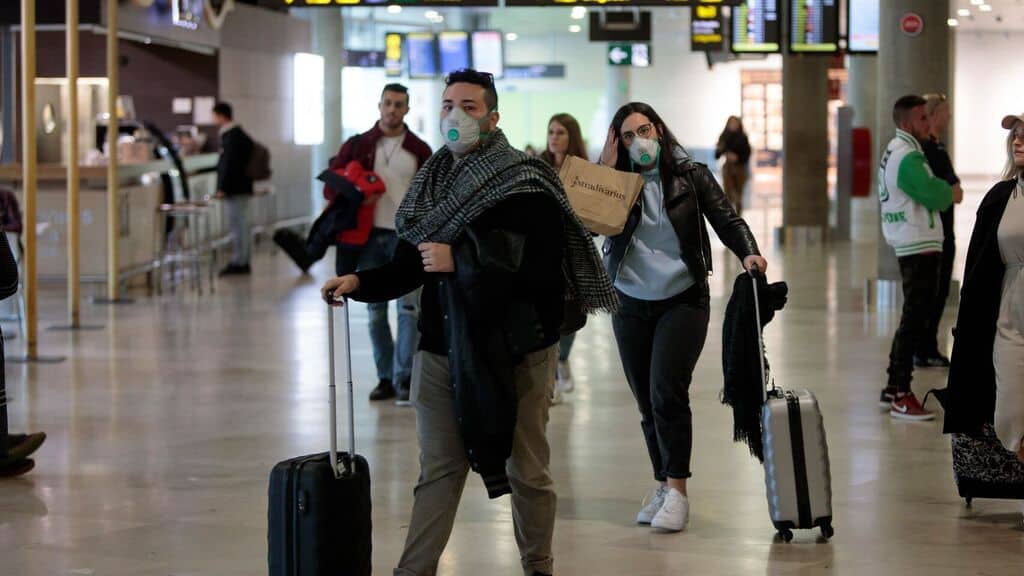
top-left (1, 181), bottom-right (1022, 575)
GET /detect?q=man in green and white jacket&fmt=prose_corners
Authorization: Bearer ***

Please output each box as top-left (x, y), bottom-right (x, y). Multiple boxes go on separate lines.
top-left (878, 94), bottom-right (963, 421)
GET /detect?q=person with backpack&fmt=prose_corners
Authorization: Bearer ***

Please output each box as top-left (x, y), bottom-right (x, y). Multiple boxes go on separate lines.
top-left (213, 101), bottom-right (256, 276)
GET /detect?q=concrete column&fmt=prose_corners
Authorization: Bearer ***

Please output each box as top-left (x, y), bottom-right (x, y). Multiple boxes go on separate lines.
top-left (312, 9), bottom-right (343, 212)
top-left (781, 55), bottom-right (829, 234)
top-left (847, 56), bottom-right (878, 132)
top-left (874, 0), bottom-right (952, 282)
top-left (606, 66), bottom-right (630, 129)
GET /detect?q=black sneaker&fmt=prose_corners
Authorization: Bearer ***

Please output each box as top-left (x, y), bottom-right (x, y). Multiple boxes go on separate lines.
top-left (0, 458), bottom-right (35, 478)
top-left (273, 229), bottom-right (314, 273)
top-left (879, 388), bottom-right (897, 411)
top-left (395, 378), bottom-right (412, 407)
top-left (915, 354), bottom-right (951, 368)
top-left (219, 264), bottom-right (251, 277)
top-left (369, 379), bottom-right (396, 402)
top-left (0, 432), bottom-right (46, 464)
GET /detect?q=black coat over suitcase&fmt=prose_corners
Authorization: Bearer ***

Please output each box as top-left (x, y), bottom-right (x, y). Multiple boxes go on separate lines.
top-left (268, 302), bottom-right (372, 576)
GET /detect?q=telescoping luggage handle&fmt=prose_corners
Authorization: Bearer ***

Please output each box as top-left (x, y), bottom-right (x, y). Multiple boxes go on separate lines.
top-left (327, 299), bottom-right (357, 480)
top-left (749, 264), bottom-right (775, 403)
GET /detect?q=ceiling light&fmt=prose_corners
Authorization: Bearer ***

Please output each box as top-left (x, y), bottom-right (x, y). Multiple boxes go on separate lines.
top-left (947, 18), bottom-right (960, 27)
top-left (970, 0), bottom-right (983, 5)
top-left (568, 24), bottom-right (582, 34)
top-left (979, 4), bottom-right (993, 12)
top-left (958, 8), bottom-right (970, 16)
top-left (387, 5), bottom-right (402, 14)
top-left (571, 6), bottom-right (587, 20)
top-left (425, 10), bottom-right (439, 20)
top-left (506, 32), bottom-right (519, 41)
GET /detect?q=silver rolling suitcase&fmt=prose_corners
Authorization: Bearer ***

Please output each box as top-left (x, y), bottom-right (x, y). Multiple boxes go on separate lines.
top-left (750, 267), bottom-right (834, 542)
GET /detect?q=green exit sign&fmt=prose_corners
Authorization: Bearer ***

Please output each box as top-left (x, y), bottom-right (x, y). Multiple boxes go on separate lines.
top-left (607, 43), bottom-right (652, 68)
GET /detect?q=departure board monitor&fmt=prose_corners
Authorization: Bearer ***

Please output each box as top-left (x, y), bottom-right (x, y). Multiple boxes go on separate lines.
top-left (847, 0), bottom-right (880, 53)
top-left (438, 31), bottom-right (471, 75)
top-left (731, 0), bottom-right (781, 53)
top-left (789, 0), bottom-right (840, 53)
top-left (407, 33), bottom-right (438, 79)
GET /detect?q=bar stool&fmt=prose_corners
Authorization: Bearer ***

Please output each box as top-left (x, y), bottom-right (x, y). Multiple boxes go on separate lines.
top-left (151, 201), bottom-right (216, 295)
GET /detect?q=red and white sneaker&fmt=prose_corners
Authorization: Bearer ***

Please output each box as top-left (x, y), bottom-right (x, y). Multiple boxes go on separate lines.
top-left (890, 392), bottom-right (935, 421)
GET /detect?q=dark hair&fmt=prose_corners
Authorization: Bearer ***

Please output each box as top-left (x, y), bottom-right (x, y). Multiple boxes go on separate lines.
top-left (892, 94), bottom-right (926, 126)
top-left (444, 68), bottom-right (498, 111)
top-left (381, 83), bottom-right (409, 104)
top-left (213, 101), bottom-right (233, 121)
top-left (724, 115), bottom-right (744, 133)
top-left (611, 102), bottom-right (686, 190)
top-left (541, 113), bottom-right (588, 166)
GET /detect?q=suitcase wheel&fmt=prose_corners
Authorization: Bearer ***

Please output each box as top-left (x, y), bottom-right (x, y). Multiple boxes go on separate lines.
top-left (777, 529), bottom-right (794, 543)
top-left (820, 523), bottom-right (834, 540)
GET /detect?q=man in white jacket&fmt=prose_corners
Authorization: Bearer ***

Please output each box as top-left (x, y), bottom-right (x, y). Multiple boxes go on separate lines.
top-left (878, 95), bottom-right (962, 421)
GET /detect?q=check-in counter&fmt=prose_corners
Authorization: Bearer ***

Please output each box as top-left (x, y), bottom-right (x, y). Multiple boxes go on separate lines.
top-left (0, 154), bottom-right (220, 284)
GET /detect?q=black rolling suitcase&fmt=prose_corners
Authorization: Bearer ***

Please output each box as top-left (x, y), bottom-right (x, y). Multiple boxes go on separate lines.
top-left (268, 300), bottom-right (372, 576)
top-left (951, 423), bottom-right (1024, 506)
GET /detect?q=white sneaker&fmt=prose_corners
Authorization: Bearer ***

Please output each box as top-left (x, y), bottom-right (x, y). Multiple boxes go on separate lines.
top-left (550, 385), bottom-right (564, 406)
top-left (650, 488), bottom-right (689, 532)
top-left (556, 361), bottom-right (575, 394)
top-left (636, 485), bottom-right (668, 525)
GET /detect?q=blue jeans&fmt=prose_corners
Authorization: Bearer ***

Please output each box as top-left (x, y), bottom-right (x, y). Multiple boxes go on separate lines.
top-left (341, 229), bottom-right (421, 383)
top-left (224, 196), bottom-right (250, 266)
top-left (558, 333), bottom-right (575, 363)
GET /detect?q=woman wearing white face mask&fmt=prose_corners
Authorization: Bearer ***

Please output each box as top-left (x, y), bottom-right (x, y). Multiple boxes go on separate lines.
top-left (599, 102), bottom-right (767, 533)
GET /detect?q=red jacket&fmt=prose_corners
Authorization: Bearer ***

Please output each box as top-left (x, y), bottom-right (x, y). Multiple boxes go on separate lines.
top-left (324, 123), bottom-right (432, 203)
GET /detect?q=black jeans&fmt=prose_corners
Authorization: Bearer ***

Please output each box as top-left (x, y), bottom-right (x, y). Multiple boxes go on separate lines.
top-left (918, 212), bottom-right (955, 358)
top-left (612, 284), bottom-right (710, 482)
top-left (887, 253), bottom-right (942, 393)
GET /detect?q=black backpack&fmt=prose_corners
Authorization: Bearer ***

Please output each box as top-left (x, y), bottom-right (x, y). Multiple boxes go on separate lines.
top-left (247, 140), bottom-right (272, 181)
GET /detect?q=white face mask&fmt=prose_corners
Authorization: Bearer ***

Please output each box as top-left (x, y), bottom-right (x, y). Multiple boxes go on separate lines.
top-left (629, 137), bottom-right (660, 168)
top-left (441, 107), bottom-right (488, 155)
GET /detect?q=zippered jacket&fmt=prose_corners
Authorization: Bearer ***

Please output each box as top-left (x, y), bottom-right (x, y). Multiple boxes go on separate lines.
top-left (602, 148), bottom-right (760, 286)
top-left (879, 129), bottom-right (953, 257)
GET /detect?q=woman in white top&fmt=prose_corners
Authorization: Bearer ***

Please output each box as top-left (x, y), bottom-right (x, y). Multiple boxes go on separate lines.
top-left (942, 113), bottom-right (1024, 462)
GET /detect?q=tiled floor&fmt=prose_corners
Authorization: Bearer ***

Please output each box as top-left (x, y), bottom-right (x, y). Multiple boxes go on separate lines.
top-left (1, 184), bottom-right (1021, 575)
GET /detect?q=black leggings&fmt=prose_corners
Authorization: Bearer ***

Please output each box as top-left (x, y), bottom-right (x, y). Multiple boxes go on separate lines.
top-left (612, 284), bottom-right (710, 481)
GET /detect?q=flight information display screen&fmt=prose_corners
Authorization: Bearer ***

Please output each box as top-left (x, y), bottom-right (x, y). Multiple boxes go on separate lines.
top-left (847, 0), bottom-right (880, 53)
top-left (471, 31), bottom-right (505, 79)
top-left (731, 0), bottom-right (781, 53)
top-left (407, 33), bottom-right (438, 79)
top-left (271, 0), bottom-right (500, 6)
top-left (789, 0), bottom-right (840, 53)
top-left (438, 31), bottom-right (470, 75)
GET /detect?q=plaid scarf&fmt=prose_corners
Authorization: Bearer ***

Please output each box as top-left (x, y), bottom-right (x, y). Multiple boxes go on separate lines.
top-left (396, 130), bottom-right (618, 313)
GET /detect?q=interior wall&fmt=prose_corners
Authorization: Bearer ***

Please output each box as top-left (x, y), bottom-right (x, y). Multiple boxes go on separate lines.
top-left (33, 31), bottom-right (218, 140)
top-left (953, 29), bottom-right (1024, 179)
top-left (219, 3), bottom-right (313, 222)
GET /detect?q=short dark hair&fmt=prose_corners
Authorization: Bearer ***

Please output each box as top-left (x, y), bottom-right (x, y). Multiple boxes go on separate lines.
top-left (381, 83), bottom-right (409, 103)
top-left (213, 101), bottom-right (233, 120)
top-left (892, 95), bottom-right (926, 126)
top-left (444, 68), bottom-right (498, 111)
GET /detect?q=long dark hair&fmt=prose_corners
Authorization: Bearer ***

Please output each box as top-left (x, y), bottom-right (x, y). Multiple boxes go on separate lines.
top-left (541, 113), bottom-right (588, 167)
top-left (611, 102), bottom-right (687, 190)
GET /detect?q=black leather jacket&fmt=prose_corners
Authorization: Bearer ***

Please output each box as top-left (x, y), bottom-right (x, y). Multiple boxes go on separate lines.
top-left (603, 158), bottom-right (760, 286)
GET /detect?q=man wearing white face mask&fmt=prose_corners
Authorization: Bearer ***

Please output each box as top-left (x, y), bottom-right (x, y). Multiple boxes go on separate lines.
top-left (322, 69), bottom-right (617, 576)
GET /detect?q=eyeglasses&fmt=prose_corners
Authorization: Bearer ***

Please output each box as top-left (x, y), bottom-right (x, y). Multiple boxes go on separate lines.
top-left (621, 123), bottom-right (654, 145)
